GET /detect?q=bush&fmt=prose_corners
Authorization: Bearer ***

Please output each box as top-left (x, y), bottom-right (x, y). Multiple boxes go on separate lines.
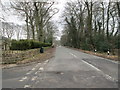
top-left (98, 41), bottom-right (110, 52)
top-left (81, 43), bottom-right (92, 51)
top-left (43, 43), bottom-right (51, 47)
top-left (10, 39), bottom-right (51, 50)
top-left (114, 35), bottom-right (120, 49)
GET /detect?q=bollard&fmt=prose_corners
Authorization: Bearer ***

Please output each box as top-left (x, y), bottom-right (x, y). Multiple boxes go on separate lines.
top-left (107, 50), bottom-right (110, 56)
top-left (95, 49), bottom-right (97, 54)
top-left (40, 47), bottom-right (44, 53)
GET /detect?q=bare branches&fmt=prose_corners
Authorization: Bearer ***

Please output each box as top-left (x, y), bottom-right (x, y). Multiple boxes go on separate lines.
top-left (10, 1), bottom-right (58, 42)
top-left (61, 1), bottom-right (119, 51)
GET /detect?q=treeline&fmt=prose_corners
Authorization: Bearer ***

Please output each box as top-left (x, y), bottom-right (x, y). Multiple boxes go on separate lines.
top-left (10, 1), bottom-right (58, 43)
top-left (61, 1), bottom-right (120, 53)
top-left (10, 40), bottom-right (51, 50)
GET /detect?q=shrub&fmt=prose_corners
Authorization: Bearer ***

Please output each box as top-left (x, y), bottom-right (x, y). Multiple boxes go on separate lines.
top-left (98, 41), bottom-right (110, 52)
top-left (43, 43), bottom-right (52, 47)
top-left (10, 39), bottom-right (51, 50)
top-left (81, 43), bottom-right (92, 51)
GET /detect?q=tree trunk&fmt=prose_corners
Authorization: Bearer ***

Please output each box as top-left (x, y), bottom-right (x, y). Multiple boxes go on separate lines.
top-left (101, 2), bottom-right (105, 36)
top-left (25, 15), bottom-right (30, 40)
top-left (106, 2), bottom-right (110, 39)
top-left (34, 2), bottom-right (40, 41)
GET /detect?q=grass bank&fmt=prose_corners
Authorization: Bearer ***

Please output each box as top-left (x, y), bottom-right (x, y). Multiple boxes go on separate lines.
top-left (2, 47), bottom-right (55, 68)
top-left (67, 47), bottom-right (118, 61)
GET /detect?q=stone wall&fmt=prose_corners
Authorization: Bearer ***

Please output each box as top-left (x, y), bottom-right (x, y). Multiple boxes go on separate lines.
top-left (2, 48), bottom-right (40, 64)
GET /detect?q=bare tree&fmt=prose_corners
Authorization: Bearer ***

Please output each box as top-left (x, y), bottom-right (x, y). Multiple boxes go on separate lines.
top-left (2, 22), bottom-right (15, 39)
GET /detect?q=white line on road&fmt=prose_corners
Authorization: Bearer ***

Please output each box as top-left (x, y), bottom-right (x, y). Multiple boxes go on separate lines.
top-left (101, 73), bottom-right (117, 82)
top-left (70, 53), bottom-right (101, 71)
top-left (19, 76), bottom-right (28, 82)
top-left (44, 60), bottom-right (49, 63)
top-left (32, 68), bottom-right (36, 71)
top-left (69, 52), bottom-right (117, 82)
top-left (26, 71), bottom-right (33, 75)
top-left (81, 60), bottom-right (101, 71)
top-left (19, 79), bottom-right (24, 82)
top-left (73, 55), bottom-right (77, 58)
top-left (22, 76), bottom-right (27, 80)
top-left (24, 85), bottom-right (31, 88)
top-left (69, 53), bottom-right (77, 58)
top-left (35, 72), bottom-right (38, 75)
top-left (81, 60), bottom-right (117, 82)
top-left (31, 76), bottom-right (37, 81)
top-left (26, 72), bottom-right (31, 75)
top-left (69, 53), bottom-right (74, 56)
top-left (39, 67), bottom-right (44, 71)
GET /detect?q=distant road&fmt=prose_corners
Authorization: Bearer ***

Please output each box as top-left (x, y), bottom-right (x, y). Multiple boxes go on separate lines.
top-left (2, 46), bottom-right (118, 88)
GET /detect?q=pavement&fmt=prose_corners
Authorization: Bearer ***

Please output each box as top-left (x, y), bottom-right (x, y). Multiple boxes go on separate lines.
top-left (2, 46), bottom-right (119, 88)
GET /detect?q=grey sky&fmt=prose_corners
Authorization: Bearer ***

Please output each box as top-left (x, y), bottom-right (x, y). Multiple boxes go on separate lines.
top-left (1, 0), bottom-right (118, 40)
top-left (1, 0), bottom-right (68, 40)
top-left (1, 0), bottom-right (67, 25)
top-left (0, 0), bottom-right (67, 39)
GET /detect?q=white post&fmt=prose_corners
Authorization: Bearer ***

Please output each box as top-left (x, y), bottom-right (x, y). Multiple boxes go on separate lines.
top-left (107, 50), bottom-right (110, 56)
top-left (95, 49), bottom-right (97, 54)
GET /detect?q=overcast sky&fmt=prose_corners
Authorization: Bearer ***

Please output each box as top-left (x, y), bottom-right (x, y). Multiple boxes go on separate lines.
top-left (1, 0), bottom-right (67, 24)
top-left (1, 0), bottom-right (69, 40)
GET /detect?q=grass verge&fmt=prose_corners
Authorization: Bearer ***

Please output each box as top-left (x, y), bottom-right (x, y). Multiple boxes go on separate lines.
top-left (2, 47), bottom-right (56, 68)
top-left (67, 47), bottom-right (118, 61)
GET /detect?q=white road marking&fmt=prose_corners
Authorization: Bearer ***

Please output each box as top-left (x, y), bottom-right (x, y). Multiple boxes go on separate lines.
top-left (73, 55), bottom-right (77, 58)
top-left (19, 79), bottom-right (24, 82)
top-left (44, 60), bottom-right (49, 63)
top-left (26, 72), bottom-right (31, 75)
top-left (24, 85), bottom-right (31, 88)
top-left (31, 76), bottom-right (37, 81)
top-left (69, 53), bottom-right (77, 58)
top-left (102, 73), bottom-right (116, 82)
top-left (22, 76), bottom-right (27, 80)
top-left (70, 51), bottom-right (117, 82)
top-left (35, 71), bottom-right (41, 74)
top-left (60, 72), bottom-right (64, 75)
top-left (35, 72), bottom-right (38, 74)
top-left (69, 53), bottom-right (73, 56)
top-left (81, 60), bottom-right (117, 82)
top-left (26, 72), bottom-right (30, 75)
top-left (19, 76), bottom-right (28, 82)
top-left (39, 67), bottom-right (44, 71)
top-left (82, 60), bottom-right (101, 71)
top-left (32, 68), bottom-right (35, 71)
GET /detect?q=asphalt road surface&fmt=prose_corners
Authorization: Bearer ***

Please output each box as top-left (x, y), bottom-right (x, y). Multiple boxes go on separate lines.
top-left (2, 46), bottom-right (118, 88)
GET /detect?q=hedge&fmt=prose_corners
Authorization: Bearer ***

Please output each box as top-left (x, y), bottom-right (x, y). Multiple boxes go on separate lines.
top-left (10, 39), bottom-right (51, 50)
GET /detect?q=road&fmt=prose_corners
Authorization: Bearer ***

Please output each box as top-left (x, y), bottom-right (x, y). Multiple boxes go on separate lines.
top-left (2, 46), bottom-right (118, 88)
